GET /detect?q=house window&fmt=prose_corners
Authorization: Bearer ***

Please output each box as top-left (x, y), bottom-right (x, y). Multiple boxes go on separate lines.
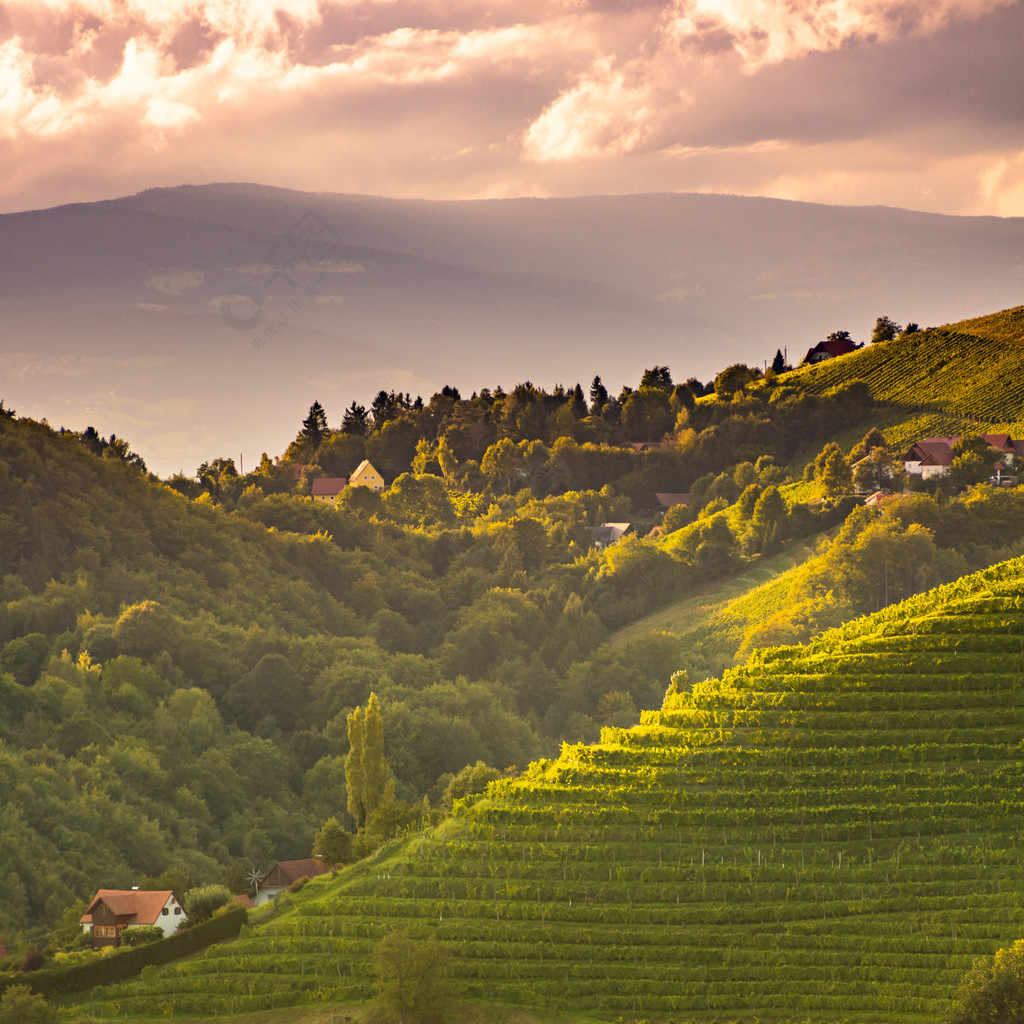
top-left (161, 907), bottom-right (169, 915)
top-left (174, 907), bottom-right (181, 915)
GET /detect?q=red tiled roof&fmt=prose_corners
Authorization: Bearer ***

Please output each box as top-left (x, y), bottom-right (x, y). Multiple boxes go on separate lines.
top-left (907, 435), bottom-right (1024, 467)
top-left (80, 890), bottom-right (175, 926)
top-left (310, 477), bottom-right (347, 497)
top-left (271, 859), bottom-right (327, 883)
top-left (817, 339), bottom-right (857, 357)
top-left (906, 438), bottom-right (956, 466)
top-left (805, 339), bottom-right (858, 362)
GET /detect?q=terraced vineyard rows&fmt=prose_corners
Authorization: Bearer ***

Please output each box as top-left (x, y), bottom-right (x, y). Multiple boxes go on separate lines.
top-left (789, 311), bottom-right (1024, 441)
top-left (82, 557), bottom-right (1024, 1022)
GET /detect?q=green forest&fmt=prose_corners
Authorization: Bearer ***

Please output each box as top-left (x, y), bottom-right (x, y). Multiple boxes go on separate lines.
top-left (5, 306), bottom-right (1024, 1022)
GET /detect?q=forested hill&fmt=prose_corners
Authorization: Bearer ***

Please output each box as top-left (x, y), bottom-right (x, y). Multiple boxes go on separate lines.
top-left (0, 411), bottom-right (676, 939)
top-left (5, 304), bottom-right (1024, 952)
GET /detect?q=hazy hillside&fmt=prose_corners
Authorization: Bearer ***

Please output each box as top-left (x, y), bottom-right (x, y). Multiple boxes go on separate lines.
top-left (3, 184), bottom-right (1024, 475)
top-left (86, 554), bottom-right (1024, 1022)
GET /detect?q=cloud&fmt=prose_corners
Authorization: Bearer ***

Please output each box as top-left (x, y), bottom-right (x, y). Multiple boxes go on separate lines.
top-left (1, 0), bottom-right (1024, 216)
top-left (523, 0), bottom-right (1022, 163)
top-left (978, 152), bottom-right (1024, 217)
top-left (524, 57), bottom-right (661, 161)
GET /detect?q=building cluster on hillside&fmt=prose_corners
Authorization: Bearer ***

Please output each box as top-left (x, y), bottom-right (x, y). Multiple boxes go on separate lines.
top-left (77, 859), bottom-right (329, 949)
top-left (903, 434), bottom-right (1023, 483)
top-left (304, 459), bottom-right (385, 505)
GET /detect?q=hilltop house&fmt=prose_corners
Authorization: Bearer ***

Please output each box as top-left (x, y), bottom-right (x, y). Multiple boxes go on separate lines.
top-left (903, 435), bottom-right (1024, 482)
top-left (255, 859), bottom-right (328, 906)
top-left (79, 889), bottom-right (184, 948)
top-left (802, 337), bottom-right (859, 364)
top-left (349, 459), bottom-right (384, 492)
top-left (310, 477), bottom-right (347, 504)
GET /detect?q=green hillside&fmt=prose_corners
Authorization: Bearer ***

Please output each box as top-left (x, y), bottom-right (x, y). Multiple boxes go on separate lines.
top-left (81, 554), bottom-right (1024, 1023)
top-left (9, 305), bottom-right (1024, 1021)
top-left (785, 305), bottom-right (1024, 448)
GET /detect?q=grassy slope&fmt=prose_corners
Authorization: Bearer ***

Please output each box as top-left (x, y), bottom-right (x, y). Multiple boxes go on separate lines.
top-left (80, 553), bottom-right (1024, 1023)
top-left (611, 538), bottom-right (820, 667)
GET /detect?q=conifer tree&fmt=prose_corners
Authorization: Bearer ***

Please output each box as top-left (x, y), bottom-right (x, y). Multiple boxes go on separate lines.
top-left (300, 400), bottom-right (329, 449)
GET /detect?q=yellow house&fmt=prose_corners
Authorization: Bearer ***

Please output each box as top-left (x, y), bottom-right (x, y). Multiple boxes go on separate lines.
top-left (310, 477), bottom-right (347, 504)
top-left (349, 459), bottom-right (384, 492)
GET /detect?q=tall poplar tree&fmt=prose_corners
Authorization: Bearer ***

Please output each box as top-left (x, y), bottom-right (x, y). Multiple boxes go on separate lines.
top-left (363, 693), bottom-right (388, 817)
top-left (345, 705), bottom-right (365, 828)
top-left (345, 693), bottom-right (390, 830)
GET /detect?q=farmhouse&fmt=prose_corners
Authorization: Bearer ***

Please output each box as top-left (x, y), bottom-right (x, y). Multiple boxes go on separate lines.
top-left (310, 477), bottom-right (347, 504)
top-left (79, 889), bottom-right (184, 948)
top-left (903, 434), bottom-right (1024, 481)
top-left (255, 858), bottom-right (328, 906)
top-left (655, 492), bottom-right (690, 512)
top-left (349, 460), bottom-right (384, 492)
top-left (592, 523), bottom-right (633, 550)
top-left (802, 337), bottom-right (859, 363)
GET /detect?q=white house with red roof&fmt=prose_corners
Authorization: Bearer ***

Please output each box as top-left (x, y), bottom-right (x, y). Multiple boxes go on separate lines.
top-left (903, 435), bottom-right (1024, 481)
top-left (79, 889), bottom-right (185, 948)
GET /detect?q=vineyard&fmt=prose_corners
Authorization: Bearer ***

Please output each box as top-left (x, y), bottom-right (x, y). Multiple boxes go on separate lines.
top-left (788, 307), bottom-right (1024, 447)
top-left (78, 554), bottom-right (1024, 1022)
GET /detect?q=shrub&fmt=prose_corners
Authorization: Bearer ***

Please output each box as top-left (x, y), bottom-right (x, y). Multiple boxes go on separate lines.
top-left (122, 926), bottom-right (164, 947)
top-left (0, 984), bottom-right (56, 1024)
top-left (182, 884), bottom-right (232, 923)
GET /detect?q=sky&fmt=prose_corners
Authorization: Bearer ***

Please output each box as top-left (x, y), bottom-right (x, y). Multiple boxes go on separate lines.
top-left (3, 0), bottom-right (1024, 217)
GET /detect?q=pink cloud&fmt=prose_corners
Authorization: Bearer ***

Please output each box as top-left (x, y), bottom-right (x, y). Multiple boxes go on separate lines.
top-left (1, 0), bottom-right (1023, 215)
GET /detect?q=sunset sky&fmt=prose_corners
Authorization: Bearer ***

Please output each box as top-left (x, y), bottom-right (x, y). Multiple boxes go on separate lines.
top-left (4, 0), bottom-right (1024, 217)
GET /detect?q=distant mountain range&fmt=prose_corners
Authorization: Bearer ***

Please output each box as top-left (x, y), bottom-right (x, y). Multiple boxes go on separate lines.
top-left (2, 183), bottom-right (1023, 476)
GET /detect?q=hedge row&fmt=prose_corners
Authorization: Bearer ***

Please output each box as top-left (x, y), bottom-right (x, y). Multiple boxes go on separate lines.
top-left (0, 906), bottom-right (248, 1000)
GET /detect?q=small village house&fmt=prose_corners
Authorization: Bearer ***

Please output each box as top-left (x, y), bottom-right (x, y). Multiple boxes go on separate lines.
top-left (903, 434), bottom-right (1024, 482)
top-left (802, 337), bottom-right (859, 364)
top-left (655, 492), bottom-right (690, 512)
top-left (348, 459), bottom-right (384, 492)
top-left (254, 859), bottom-right (328, 906)
top-left (310, 477), bottom-right (347, 504)
top-left (79, 889), bottom-right (184, 948)
top-left (591, 523), bottom-right (633, 550)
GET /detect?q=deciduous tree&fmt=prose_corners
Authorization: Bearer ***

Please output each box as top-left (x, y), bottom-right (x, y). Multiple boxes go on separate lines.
top-left (871, 315), bottom-right (901, 343)
top-left (312, 816), bottom-right (352, 866)
top-left (372, 929), bottom-right (451, 1024)
top-left (949, 937), bottom-right (1024, 1024)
